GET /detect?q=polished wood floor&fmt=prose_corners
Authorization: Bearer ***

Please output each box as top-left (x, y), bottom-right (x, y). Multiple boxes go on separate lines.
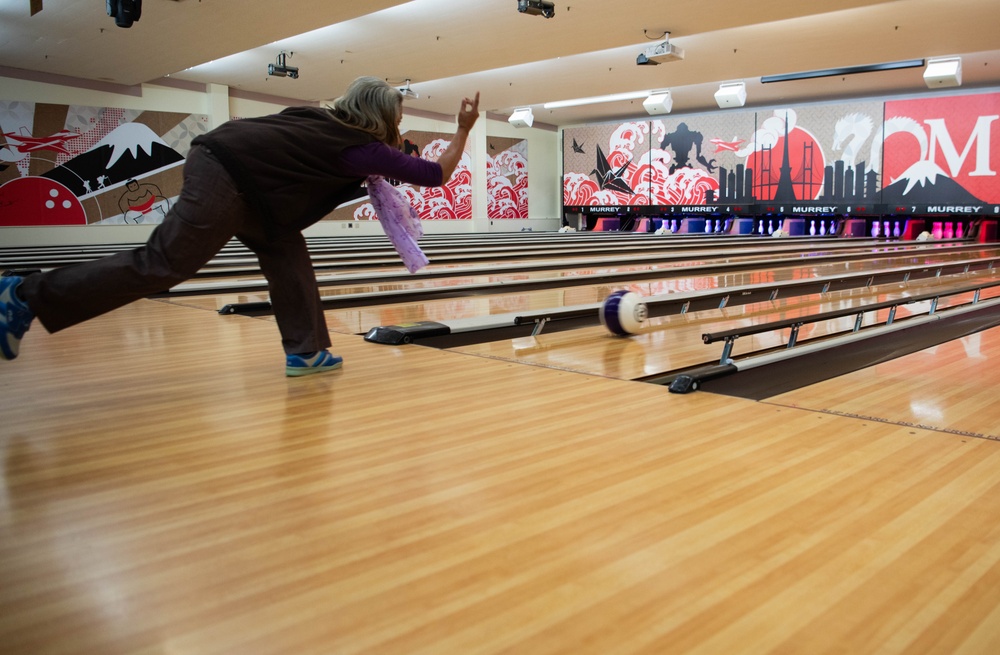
top-left (3, 233), bottom-right (1000, 654)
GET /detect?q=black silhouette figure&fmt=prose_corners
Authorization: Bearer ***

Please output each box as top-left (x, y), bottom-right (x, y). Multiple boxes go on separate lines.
top-left (572, 138), bottom-right (585, 154)
top-left (591, 145), bottom-right (633, 195)
top-left (403, 139), bottom-right (421, 157)
top-left (660, 123), bottom-right (716, 174)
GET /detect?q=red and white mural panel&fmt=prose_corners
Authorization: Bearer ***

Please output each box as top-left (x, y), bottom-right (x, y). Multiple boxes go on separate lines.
top-left (562, 91), bottom-right (1000, 217)
top-left (0, 101), bottom-right (207, 226)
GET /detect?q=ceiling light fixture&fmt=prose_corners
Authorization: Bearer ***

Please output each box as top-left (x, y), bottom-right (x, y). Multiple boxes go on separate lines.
top-left (714, 82), bottom-right (746, 108)
top-left (924, 56), bottom-right (962, 88)
top-left (106, 0), bottom-right (141, 28)
top-left (543, 90), bottom-right (650, 109)
top-left (643, 90), bottom-right (672, 115)
top-left (508, 107), bottom-right (534, 128)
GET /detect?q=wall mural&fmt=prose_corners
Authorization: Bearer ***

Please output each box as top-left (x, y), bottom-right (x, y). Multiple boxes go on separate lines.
top-left (748, 101), bottom-right (883, 215)
top-left (0, 101), bottom-right (207, 226)
top-left (563, 91), bottom-right (1000, 219)
top-left (1, 106), bottom-right (478, 227)
top-left (340, 130), bottom-right (474, 222)
top-left (562, 121), bottom-right (652, 209)
top-left (4, 92), bottom-right (996, 227)
top-left (486, 136), bottom-right (528, 219)
top-left (882, 93), bottom-right (1000, 214)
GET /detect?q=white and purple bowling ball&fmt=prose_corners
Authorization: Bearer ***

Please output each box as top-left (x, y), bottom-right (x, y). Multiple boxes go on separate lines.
top-left (600, 290), bottom-right (648, 336)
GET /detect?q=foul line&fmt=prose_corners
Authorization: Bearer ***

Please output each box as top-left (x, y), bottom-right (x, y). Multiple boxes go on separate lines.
top-left (763, 403), bottom-right (1000, 442)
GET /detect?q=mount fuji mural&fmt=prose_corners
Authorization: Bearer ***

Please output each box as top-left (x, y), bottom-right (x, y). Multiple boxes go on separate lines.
top-left (0, 101), bottom-right (206, 226)
top-left (881, 160), bottom-right (986, 206)
top-left (880, 95), bottom-right (998, 212)
top-left (43, 122), bottom-right (184, 198)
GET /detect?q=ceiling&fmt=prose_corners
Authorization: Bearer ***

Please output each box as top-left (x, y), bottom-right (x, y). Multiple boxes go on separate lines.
top-left (2, 0), bottom-right (999, 128)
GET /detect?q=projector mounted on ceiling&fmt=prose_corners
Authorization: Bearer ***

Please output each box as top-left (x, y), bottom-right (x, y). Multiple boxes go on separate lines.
top-left (517, 0), bottom-right (555, 18)
top-left (636, 40), bottom-right (684, 66)
top-left (398, 80), bottom-right (419, 99)
top-left (267, 51), bottom-right (299, 79)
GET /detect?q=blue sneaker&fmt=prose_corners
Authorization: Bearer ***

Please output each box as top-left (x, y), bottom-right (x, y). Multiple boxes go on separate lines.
top-left (285, 350), bottom-right (343, 377)
top-left (0, 276), bottom-right (34, 361)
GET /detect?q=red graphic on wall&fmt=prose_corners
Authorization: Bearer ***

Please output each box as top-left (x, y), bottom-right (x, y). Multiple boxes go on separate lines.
top-left (0, 177), bottom-right (87, 226)
top-left (746, 112), bottom-right (826, 202)
top-left (563, 122), bottom-right (652, 207)
top-left (882, 93), bottom-right (1000, 205)
top-left (487, 140), bottom-right (528, 219)
top-left (2, 128), bottom-right (80, 156)
top-left (351, 135), bottom-right (474, 221)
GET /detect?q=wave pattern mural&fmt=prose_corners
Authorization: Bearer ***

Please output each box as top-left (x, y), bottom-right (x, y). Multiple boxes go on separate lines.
top-left (563, 92), bottom-right (1000, 217)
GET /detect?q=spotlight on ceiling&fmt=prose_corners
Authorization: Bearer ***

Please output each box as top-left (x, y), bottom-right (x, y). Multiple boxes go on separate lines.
top-left (643, 91), bottom-right (673, 115)
top-left (517, 0), bottom-right (555, 18)
top-left (714, 82), bottom-right (746, 109)
top-left (105, 0), bottom-right (141, 28)
top-left (267, 51), bottom-right (299, 79)
top-left (924, 56), bottom-right (962, 88)
top-left (508, 108), bottom-right (534, 128)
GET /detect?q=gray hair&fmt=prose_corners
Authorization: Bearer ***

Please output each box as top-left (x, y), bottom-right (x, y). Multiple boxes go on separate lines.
top-left (330, 76), bottom-right (403, 146)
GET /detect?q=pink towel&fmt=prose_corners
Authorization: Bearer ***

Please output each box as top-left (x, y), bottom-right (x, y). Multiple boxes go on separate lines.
top-left (366, 176), bottom-right (429, 274)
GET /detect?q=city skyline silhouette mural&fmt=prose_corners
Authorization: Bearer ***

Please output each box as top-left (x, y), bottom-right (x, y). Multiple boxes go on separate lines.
top-left (564, 92), bottom-right (999, 214)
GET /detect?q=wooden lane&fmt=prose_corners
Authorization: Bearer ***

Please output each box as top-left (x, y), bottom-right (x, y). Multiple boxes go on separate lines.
top-left (0, 232), bottom-right (880, 272)
top-left (307, 246), bottom-right (1000, 334)
top-left (0, 232), bottom-right (791, 271)
top-left (169, 237), bottom-right (977, 291)
top-left (160, 244), bottom-right (1000, 350)
top-left (448, 270), bottom-right (1000, 381)
top-left (165, 244), bottom-right (1000, 333)
top-left (767, 324), bottom-right (1000, 440)
top-left (4, 299), bottom-right (1000, 653)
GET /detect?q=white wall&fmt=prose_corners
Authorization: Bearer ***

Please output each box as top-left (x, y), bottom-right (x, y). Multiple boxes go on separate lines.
top-left (0, 75), bottom-right (563, 247)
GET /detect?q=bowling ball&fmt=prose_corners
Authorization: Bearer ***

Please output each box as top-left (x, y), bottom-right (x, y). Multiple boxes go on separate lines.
top-left (600, 290), bottom-right (648, 336)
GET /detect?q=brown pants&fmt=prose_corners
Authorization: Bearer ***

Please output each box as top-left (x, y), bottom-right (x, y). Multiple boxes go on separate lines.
top-left (20, 145), bottom-right (331, 356)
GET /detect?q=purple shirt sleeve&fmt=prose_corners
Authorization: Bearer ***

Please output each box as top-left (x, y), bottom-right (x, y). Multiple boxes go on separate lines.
top-left (340, 142), bottom-right (444, 187)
